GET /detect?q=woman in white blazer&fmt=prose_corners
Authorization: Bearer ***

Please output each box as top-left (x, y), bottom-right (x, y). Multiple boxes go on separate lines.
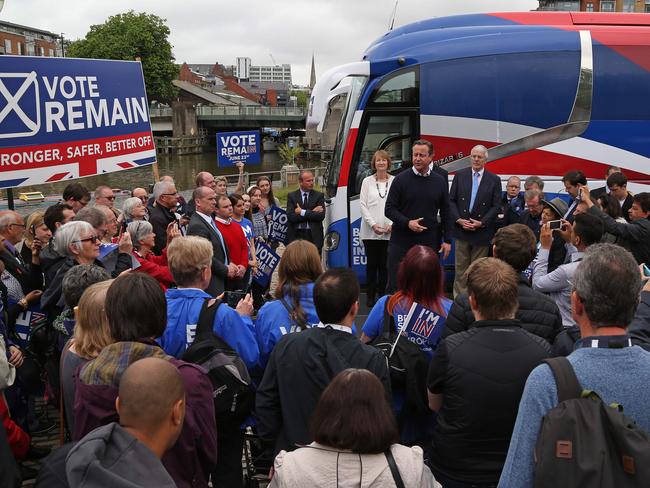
top-left (359, 150), bottom-right (394, 306)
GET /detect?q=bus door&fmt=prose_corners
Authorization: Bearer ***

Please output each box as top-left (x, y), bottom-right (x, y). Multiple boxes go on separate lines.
top-left (347, 113), bottom-right (417, 282)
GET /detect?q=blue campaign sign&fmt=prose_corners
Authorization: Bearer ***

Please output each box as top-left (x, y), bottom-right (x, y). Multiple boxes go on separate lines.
top-left (0, 56), bottom-right (156, 189)
top-left (253, 242), bottom-right (280, 288)
top-left (216, 130), bottom-right (261, 167)
top-left (268, 205), bottom-right (288, 243)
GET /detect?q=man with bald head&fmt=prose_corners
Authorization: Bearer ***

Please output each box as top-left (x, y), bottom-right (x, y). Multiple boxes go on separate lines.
top-left (38, 358), bottom-right (185, 487)
top-left (449, 145), bottom-right (502, 296)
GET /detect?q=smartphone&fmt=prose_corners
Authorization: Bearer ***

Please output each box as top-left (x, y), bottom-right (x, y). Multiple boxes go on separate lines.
top-left (549, 220), bottom-right (562, 230)
top-left (223, 291), bottom-right (247, 309)
top-left (643, 264), bottom-right (650, 277)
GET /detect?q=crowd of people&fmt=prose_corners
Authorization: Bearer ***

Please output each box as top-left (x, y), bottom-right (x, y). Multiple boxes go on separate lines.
top-left (0, 142), bottom-right (649, 488)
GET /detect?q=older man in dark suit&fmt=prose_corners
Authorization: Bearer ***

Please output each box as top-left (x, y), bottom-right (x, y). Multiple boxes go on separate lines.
top-left (187, 186), bottom-right (237, 296)
top-left (286, 170), bottom-right (326, 254)
top-left (449, 145), bottom-right (502, 297)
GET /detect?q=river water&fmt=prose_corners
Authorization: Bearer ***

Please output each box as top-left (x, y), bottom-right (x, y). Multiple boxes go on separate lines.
top-left (6, 150), bottom-right (322, 215)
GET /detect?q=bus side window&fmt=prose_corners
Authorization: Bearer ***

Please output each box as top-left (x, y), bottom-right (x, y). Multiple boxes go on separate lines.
top-left (350, 115), bottom-right (413, 196)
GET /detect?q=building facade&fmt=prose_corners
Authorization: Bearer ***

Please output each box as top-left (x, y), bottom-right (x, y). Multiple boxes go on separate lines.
top-left (538, 0), bottom-right (649, 12)
top-left (0, 20), bottom-right (61, 57)
top-left (232, 57), bottom-right (292, 84)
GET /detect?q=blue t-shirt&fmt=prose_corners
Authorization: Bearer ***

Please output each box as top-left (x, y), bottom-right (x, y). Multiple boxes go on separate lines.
top-left (362, 295), bottom-right (452, 358)
top-left (235, 217), bottom-right (255, 240)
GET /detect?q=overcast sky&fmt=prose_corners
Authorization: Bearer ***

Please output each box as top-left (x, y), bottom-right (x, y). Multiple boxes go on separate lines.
top-left (4, 0), bottom-right (538, 85)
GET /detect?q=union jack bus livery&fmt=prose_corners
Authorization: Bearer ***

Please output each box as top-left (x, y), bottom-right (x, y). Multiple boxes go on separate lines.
top-left (307, 12), bottom-right (650, 281)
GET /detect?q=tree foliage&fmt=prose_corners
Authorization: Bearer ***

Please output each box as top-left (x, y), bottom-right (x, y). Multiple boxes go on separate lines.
top-left (67, 11), bottom-right (179, 102)
top-left (290, 90), bottom-right (309, 108)
top-left (278, 143), bottom-right (302, 166)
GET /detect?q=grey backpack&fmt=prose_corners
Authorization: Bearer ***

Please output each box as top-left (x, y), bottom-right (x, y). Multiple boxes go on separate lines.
top-left (534, 357), bottom-right (650, 487)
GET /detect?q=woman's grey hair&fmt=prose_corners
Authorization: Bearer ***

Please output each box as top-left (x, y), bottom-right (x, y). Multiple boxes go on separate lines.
top-left (122, 197), bottom-right (142, 219)
top-left (55, 221), bottom-right (94, 256)
top-left (127, 220), bottom-right (153, 249)
top-left (62, 264), bottom-right (110, 309)
top-left (573, 243), bottom-right (642, 328)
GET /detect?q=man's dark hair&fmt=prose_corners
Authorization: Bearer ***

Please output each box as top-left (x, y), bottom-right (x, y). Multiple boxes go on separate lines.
top-left (412, 139), bottom-right (433, 155)
top-left (44, 203), bottom-right (73, 234)
top-left (606, 171), bottom-right (628, 188)
top-left (492, 224), bottom-right (537, 273)
top-left (62, 182), bottom-right (90, 202)
top-left (314, 268), bottom-right (359, 324)
top-left (62, 264), bottom-right (110, 308)
top-left (217, 194), bottom-right (230, 209)
top-left (562, 170), bottom-right (587, 186)
top-left (105, 273), bottom-right (167, 341)
top-left (573, 244), bottom-right (641, 328)
top-left (310, 369), bottom-right (397, 454)
top-left (573, 213), bottom-right (604, 247)
top-left (633, 192), bottom-right (650, 213)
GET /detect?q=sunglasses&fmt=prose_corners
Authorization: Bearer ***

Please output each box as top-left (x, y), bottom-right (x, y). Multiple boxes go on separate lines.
top-left (74, 235), bottom-right (100, 244)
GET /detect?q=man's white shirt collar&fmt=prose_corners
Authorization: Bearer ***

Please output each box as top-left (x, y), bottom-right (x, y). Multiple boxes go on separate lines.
top-left (412, 163), bottom-right (433, 177)
top-left (317, 322), bottom-right (353, 334)
top-left (473, 168), bottom-right (485, 178)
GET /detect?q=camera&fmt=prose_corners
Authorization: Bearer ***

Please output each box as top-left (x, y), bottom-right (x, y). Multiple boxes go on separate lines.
top-left (223, 290), bottom-right (247, 309)
top-left (549, 220), bottom-right (562, 231)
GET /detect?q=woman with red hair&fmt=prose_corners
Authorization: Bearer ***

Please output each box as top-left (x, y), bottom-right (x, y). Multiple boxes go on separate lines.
top-left (361, 244), bottom-right (451, 358)
top-left (361, 245), bottom-right (451, 446)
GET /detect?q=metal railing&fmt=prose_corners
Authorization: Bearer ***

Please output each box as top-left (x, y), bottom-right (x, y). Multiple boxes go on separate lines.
top-left (148, 106), bottom-right (306, 118)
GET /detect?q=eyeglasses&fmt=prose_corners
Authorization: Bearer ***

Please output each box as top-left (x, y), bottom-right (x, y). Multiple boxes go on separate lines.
top-left (162, 192), bottom-right (179, 197)
top-left (74, 235), bottom-right (99, 244)
top-left (8, 223), bottom-right (26, 229)
top-left (103, 195), bottom-right (116, 201)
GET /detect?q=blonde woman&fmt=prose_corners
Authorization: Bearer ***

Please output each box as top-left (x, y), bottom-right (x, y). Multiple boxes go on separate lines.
top-left (359, 150), bottom-right (394, 306)
top-left (60, 279), bottom-right (113, 435)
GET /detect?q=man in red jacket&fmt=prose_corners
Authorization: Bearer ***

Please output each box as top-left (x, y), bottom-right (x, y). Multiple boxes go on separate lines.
top-left (215, 195), bottom-right (248, 290)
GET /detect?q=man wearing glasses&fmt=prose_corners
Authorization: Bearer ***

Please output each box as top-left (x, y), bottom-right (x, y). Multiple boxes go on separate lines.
top-left (149, 180), bottom-right (180, 255)
top-left (0, 211), bottom-right (43, 295)
top-left (94, 185), bottom-right (121, 220)
top-left (515, 189), bottom-right (544, 241)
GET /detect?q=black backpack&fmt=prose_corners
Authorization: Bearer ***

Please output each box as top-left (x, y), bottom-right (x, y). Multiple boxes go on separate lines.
top-left (370, 299), bottom-right (429, 417)
top-left (534, 357), bottom-right (650, 487)
top-left (181, 298), bottom-right (255, 425)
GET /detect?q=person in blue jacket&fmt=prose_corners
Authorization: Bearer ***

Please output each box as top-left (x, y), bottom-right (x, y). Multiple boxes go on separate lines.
top-left (255, 240), bottom-right (322, 369)
top-left (361, 245), bottom-right (452, 358)
top-left (159, 235), bottom-right (259, 370)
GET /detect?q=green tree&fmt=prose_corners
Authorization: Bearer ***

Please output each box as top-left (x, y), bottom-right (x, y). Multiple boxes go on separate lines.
top-left (67, 11), bottom-right (179, 101)
top-left (278, 143), bottom-right (301, 165)
top-left (290, 90), bottom-right (309, 108)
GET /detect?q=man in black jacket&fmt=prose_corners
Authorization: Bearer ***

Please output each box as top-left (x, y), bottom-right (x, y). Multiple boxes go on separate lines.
top-left (148, 180), bottom-right (180, 256)
top-left (582, 188), bottom-right (650, 265)
top-left (443, 224), bottom-right (562, 343)
top-left (285, 170), bottom-right (325, 254)
top-left (256, 268), bottom-right (390, 456)
top-left (187, 186), bottom-right (237, 296)
top-left (385, 139), bottom-right (452, 292)
top-left (427, 258), bottom-right (551, 487)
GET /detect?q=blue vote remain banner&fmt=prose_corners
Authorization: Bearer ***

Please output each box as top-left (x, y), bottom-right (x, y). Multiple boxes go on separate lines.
top-left (268, 206), bottom-right (288, 243)
top-left (216, 130), bottom-right (261, 167)
top-left (253, 242), bottom-right (280, 288)
top-left (0, 56), bottom-right (156, 189)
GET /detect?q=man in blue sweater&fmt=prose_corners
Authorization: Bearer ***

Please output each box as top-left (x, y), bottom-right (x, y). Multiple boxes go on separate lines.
top-left (499, 244), bottom-right (650, 487)
top-left (385, 139), bottom-right (452, 292)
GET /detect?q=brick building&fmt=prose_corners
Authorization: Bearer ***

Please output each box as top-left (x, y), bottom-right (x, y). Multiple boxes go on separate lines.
top-left (538, 0), bottom-right (649, 12)
top-left (0, 20), bottom-right (61, 57)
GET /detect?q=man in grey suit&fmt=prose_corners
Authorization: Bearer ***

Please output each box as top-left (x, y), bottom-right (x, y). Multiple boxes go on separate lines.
top-left (449, 145), bottom-right (502, 297)
top-left (187, 186), bottom-right (237, 296)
